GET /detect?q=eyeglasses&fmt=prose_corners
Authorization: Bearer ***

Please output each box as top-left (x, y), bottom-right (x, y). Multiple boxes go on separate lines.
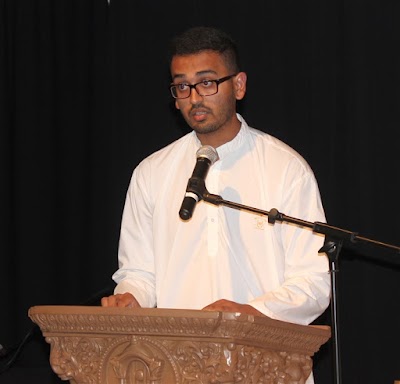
top-left (169, 74), bottom-right (237, 99)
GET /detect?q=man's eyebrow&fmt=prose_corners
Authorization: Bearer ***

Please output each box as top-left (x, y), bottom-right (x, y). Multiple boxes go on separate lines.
top-left (172, 70), bottom-right (218, 82)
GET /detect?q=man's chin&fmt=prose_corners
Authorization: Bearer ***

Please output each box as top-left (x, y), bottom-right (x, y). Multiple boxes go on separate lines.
top-left (192, 124), bottom-right (218, 135)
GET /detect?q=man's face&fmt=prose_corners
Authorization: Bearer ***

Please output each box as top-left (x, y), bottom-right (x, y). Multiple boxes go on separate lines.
top-left (170, 51), bottom-right (245, 138)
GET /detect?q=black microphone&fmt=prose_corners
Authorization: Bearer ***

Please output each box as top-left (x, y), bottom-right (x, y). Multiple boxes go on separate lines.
top-left (179, 145), bottom-right (219, 221)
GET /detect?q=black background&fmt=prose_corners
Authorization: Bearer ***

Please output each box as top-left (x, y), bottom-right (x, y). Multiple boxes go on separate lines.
top-left (1, 1), bottom-right (400, 383)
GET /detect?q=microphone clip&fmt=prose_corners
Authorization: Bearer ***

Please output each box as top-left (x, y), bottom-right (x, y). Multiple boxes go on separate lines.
top-left (186, 177), bottom-right (207, 201)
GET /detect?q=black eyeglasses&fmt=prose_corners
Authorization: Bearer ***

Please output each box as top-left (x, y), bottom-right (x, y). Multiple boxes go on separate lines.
top-left (169, 74), bottom-right (237, 99)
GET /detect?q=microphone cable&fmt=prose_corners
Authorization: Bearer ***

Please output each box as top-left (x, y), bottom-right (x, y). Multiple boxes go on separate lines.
top-left (0, 283), bottom-right (115, 375)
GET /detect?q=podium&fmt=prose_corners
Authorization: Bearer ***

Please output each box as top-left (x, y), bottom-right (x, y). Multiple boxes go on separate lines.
top-left (28, 305), bottom-right (330, 384)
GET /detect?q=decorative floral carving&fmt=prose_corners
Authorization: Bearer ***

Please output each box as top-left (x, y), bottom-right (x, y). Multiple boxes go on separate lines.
top-left (46, 336), bottom-right (111, 383)
top-left (165, 340), bottom-right (312, 383)
top-left (29, 306), bottom-right (329, 384)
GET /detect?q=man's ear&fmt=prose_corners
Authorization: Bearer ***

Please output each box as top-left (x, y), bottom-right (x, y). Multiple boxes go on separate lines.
top-left (234, 72), bottom-right (247, 100)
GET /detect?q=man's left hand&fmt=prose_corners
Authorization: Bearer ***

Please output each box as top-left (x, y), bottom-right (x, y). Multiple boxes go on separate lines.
top-left (202, 299), bottom-right (265, 317)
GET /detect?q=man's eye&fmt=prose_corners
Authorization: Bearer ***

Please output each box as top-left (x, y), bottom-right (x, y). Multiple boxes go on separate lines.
top-left (200, 80), bottom-right (214, 87)
top-left (177, 83), bottom-right (189, 91)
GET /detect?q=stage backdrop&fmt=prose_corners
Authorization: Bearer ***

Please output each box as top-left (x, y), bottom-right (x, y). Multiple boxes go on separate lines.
top-left (1, 1), bottom-right (400, 383)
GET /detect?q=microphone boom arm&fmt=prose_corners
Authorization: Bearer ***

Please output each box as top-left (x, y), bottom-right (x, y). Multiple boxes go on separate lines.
top-left (203, 191), bottom-right (400, 384)
top-left (204, 192), bottom-right (400, 253)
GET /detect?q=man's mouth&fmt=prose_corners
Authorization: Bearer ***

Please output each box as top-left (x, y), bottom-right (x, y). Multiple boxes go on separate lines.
top-left (191, 109), bottom-right (209, 122)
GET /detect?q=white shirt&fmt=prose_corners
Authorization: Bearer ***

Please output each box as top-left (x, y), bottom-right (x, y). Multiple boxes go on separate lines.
top-left (113, 114), bottom-right (330, 326)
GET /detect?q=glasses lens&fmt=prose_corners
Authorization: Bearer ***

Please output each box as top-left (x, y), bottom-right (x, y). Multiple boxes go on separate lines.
top-left (170, 79), bottom-right (220, 99)
top-left (196, 80), bottom-right (217, 96)
top-left (171, 85), bottom-right (189, 99)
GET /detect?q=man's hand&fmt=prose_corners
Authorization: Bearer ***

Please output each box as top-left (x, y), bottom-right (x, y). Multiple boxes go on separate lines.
top-left (202, 299), bottom-right (265, 316)
top-left (101, 292), bottom-right (141, 308)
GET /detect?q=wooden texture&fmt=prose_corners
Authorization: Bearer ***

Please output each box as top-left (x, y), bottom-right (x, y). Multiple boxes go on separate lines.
top-left (29, 305), bottom-right (330, 384)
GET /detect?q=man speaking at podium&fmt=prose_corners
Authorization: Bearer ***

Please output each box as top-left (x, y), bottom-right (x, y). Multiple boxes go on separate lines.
top-left (102, 26), bottom-right (330, 383)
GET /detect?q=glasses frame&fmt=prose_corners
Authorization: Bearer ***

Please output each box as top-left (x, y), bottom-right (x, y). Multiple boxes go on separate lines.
top-left (169, 73), bottom-right (238, 99)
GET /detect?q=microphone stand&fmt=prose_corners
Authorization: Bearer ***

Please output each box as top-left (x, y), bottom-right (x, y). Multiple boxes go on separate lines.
top-left (201, 191), bottom-right (400, 384)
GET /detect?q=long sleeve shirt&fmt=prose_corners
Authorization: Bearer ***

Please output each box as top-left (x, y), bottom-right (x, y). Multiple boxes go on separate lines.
top-left (112, 114), bottom-right (331, 327)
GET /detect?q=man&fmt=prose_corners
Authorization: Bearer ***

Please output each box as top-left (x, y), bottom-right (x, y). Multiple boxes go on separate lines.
top-left (102, 26), bottom-right (330, 382)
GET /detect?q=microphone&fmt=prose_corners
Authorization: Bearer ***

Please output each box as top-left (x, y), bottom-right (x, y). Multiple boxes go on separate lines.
top-left (179, 145), bottom-right (219, 221)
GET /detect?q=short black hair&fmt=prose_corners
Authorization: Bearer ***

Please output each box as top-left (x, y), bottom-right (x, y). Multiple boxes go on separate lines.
top-left (168, 26), bottom-right (240, 73)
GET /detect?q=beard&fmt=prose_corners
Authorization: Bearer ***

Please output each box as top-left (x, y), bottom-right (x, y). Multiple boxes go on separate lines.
top-left (190, 121), bottom-right (219, 135)
top-left (183, 100), bottom-right (236, 135)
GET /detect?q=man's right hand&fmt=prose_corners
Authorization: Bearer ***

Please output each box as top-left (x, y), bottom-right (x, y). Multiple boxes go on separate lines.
top-left (101, 292), bottom-right (141, 308)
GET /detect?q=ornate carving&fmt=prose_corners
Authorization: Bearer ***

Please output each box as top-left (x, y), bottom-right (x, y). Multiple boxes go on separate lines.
top-left (103, 335), bottom-right (180, 383)
top-left (29, 306), bottom-right (330, 384)
top-left (46, 336), bottom-right (112, 382)
top-left (166, 340), bottom-right (312, 383)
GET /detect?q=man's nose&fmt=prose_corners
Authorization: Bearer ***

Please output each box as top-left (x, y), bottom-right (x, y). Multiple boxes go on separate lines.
top-left (189, 86), bottom-right (203, 103)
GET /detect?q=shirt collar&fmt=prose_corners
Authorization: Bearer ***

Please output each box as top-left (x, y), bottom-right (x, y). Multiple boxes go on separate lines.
top-left (192, 113), bottom-right (248, 160)
top-left (215, 113), bottom-right (247, 160)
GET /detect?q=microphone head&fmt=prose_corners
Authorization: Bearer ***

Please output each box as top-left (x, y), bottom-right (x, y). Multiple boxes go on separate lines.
top-left (196, 145), bottom-right (219, 165)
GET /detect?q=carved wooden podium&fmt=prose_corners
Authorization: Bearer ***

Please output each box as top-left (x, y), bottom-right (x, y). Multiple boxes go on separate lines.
top-left (28, 305), bottom-right (330, 384)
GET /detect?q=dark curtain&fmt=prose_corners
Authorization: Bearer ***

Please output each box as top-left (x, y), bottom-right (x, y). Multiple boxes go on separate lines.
top-left (0, 0), bottom-right (117, 377)
top-left (1, 0), bottom-right (400, 383)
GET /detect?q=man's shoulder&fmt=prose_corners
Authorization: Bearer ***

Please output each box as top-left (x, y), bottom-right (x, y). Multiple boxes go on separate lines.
top-left (247, 125), bottom-right (301, 157)
top-left (246, 124), bottom-right (313, 174)
top-left (138, 132), bottom-right (195, 169)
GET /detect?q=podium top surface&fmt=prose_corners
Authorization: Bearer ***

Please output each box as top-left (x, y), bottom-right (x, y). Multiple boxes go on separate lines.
top-left (29, 305), bottom-right (330, 356)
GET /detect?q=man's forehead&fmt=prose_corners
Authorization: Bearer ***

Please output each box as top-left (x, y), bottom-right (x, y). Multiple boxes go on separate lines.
top-left (171, 51), bottom-right (227, 78)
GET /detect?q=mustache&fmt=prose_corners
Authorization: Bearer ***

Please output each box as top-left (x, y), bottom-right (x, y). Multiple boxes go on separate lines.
top-left (190, 105), bottom-right (210, 113)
